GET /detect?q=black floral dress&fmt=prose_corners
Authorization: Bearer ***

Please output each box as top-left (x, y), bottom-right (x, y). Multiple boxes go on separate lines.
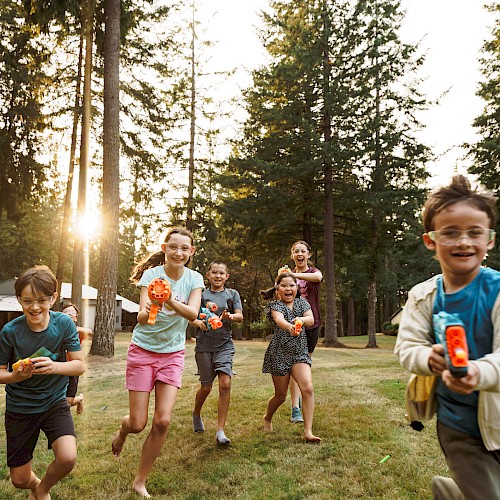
top-left (262, 298), bottom-right (312, 376)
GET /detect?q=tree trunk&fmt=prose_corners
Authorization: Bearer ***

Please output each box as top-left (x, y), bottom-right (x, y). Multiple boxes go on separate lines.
top-left (71, 0), bottom-right (95, 324)
top-left (366, 280), bottom-right (378, 348)
top-left (90, 0), bottom-right (121, 357)
top-left (55, 35), bottom-right (84, 310)
top-left (186, 2), bottom-right (196, 232)
top-left (347, 296), bottom-right (356, 335)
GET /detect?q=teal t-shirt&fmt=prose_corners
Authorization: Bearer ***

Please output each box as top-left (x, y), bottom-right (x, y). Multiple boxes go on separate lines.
top-left (132, 265), bottom-right (204, 353)
top-left (433, 267), bottom-right (500, 437)
top-left (0, 311), bottom-right (81, 414)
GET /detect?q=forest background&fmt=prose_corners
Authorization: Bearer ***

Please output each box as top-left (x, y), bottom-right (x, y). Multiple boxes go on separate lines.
top-left (0, 0), bottom-right (499, 357)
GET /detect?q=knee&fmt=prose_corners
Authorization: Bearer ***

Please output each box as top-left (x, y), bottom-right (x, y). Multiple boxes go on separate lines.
top-left (200, 384), bottom-right (212, 396)
top-left (301, 383), bottom-right (314, 398)
top-left (128, 416), bottom-right (148, 434)
top-left (274, 393), bottom-right (287, 405)
top-left (152, 416), bottom-right (171, 435)
top-left (10, 470), bottom-right (32, 489)
top-left (55, 452), bottom-right (77, 474)
top-left (219, 379), bottom-right (231, 395)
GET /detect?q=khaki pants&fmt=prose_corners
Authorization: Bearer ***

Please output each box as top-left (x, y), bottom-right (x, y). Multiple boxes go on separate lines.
top-left (435, 421), bottom-right (500, 500)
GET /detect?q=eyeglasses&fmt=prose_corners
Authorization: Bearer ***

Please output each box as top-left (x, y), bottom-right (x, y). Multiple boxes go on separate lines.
top-left (166, 244), bottom-right (191, 253)
top-left (426, 228), bottom-right (496, 246)
top-left (278, 283), bottom-right (297, 289)
top-left (18, 296), bottom-right (53, 307)
top-left (209, 271), bottom-right (227, 276)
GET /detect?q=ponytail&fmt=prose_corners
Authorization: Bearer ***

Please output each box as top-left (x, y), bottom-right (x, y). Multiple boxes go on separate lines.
top-left (130, 251), bottom-right (165, 284)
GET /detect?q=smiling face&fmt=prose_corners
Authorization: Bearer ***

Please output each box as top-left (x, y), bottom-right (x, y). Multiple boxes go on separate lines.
top-left (291, 242), bottom-right (311, 270)
top-left (206, 263), bottom-right (229, 292)
top-left (18, 285), bottom-right (57, 332)
top-left (275, 275), bottom-right (298, 305)
top-left (62, 305), bottom-right (78, 324)
top-left (161, 232), bottom-right (195, 270)
top-left (423, 200), bottom-right (495, 291)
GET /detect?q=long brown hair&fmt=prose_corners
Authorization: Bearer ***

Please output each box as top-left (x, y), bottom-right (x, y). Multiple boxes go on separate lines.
top-left (260, 271), bottom-right (297, 300)
top-left (291, 240), bottom-right (314, 268)
top-left (130, 227), bottom-right (194, 284)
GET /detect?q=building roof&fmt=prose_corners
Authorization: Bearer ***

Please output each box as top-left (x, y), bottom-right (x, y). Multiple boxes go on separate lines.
top-left (0, 280), bottom-right (138, 313)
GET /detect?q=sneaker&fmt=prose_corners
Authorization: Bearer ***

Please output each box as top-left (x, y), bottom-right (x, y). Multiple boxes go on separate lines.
top-left (291, 406), bottom-right (304, 423)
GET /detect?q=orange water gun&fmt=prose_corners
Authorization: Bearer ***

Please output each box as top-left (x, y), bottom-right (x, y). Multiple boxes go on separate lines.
top-left (147, 278), bottom-right (172, 325)
top-left (277, 265), bottom-right (292, 277)
top-left (292, 318), bottom-right (303, 337)
top-left (434, 312), bottom-right (469, 378)
top-left (12, 357), bottom-right (33, 370)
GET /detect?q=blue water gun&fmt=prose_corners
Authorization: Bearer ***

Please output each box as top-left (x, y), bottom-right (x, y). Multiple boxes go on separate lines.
top-left (198, 301), bottom-right (222, 330)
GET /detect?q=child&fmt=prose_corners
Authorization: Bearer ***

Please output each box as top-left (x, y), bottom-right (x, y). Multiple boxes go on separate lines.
top-left (395, 175), bottom-right (500, 499)
top-left (111, 227), bottom-right (204, 498)
top-left (62, 303), bottom-right (91, 414)
top-left (288, 240), bottom-right (322, 423)
top-left (261, 271), bottom-right (321, 443)
top-left (0, 265), bottom-right (86, 500)
top-left (191, 261), bottom-right (243, 445)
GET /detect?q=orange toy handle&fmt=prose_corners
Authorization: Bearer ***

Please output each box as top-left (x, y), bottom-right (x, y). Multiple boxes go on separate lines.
top-left (293, 319), bottom-right (303, 336)
top-left (445, 325), bottom-right (469, 378)
top-left (12, 358), bottom-right (32, 371)
top-left (147, 278), bottom-right (172, 326)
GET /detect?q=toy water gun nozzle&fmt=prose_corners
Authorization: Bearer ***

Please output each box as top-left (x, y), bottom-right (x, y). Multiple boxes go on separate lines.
top-left (293, 318), bottom-right (303, 336)
top-left (147, 278), bottom-right (172, 325)
top-left (12, 357), bottom-right (33, 371)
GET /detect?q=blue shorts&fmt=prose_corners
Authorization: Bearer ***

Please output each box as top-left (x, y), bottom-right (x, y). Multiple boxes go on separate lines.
top-left (5, 399), bottom-right (75, 468)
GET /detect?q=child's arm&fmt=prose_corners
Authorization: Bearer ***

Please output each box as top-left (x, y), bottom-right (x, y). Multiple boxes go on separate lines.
top-left (137, 286), bottom-right (153, 325)
top-left (292, 269), bottom-right (322, 282)
top-left (271, 309), bottom-right (295, 335)
top-left (165, 287), bottom-right (202, 322)
top-left (221, 308), bottom-right (243, 323)
top-left (31, 350), bottom-right (86, 377)
top-left (189, 318), bottom-right (208, 331)
top-left (295, 309), bottom-right (314, 329)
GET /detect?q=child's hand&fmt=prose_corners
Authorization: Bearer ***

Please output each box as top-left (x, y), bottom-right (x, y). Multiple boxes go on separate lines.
top-left (442, 363), bottom-right (480, 395)
top-left (288, 322), bottom-right (297, 336)
top-left (193, 319), bottom-right (208, 331)
top-left (221, 310), bottom-right (233, 321)
top-left (428, 344), bottom-right (446, 375)
top-left (30, 357), bottom-right (56, 375)
top-left (13, 361), bottom-right (34, 380)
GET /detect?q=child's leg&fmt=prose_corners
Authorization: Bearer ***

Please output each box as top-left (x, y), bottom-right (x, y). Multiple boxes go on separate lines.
top-left (35, 435), bottom-right (76, 500)
top-left (193, 384), bottom-right (212, 416)
top-left (134, 382), bottom-right (178, 498)
top-left (9, 463), bottom-right (40, 498)
top-left (264, 375), bottom-right (290, 432)
top-left (289, 377), bottom-right (301, 408)
top-left (291, 363), bottom-right (321, 442)
top-left (112, 391), bottom-right (150, 457)
top-left (217, 372), bottom-right (231, 431)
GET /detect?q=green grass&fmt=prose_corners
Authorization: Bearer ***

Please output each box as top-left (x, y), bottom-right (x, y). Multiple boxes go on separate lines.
top-left (0, 333), bottom-right (447, 499)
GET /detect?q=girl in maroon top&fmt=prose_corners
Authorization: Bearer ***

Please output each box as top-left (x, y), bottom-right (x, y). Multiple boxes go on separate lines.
top-left (289, 241), bottom-right (322, 423)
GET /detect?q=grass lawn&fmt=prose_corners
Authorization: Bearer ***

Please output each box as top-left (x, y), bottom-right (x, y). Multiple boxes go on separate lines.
top-left (0, 333), bottom-right (447, 499)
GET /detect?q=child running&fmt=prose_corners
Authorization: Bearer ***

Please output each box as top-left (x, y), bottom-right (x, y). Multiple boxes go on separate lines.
top-left (0, 266), bottom-right (86, 500)
top-left (261, 271), bottom-right (321, 443)
top-left (288, 240), bottom-right (322, 423)
top-left (191, 261), bottom-right (243, 445)
top-left (61, 303), bottom-right (91, 414)
top-left (111, 227), bottom-right (204, 498)
top-left (395, 175), bottom-right (500, 498)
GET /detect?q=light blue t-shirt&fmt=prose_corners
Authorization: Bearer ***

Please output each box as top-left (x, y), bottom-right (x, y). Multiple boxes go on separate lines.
top-left (132, 265), bottom-right (204, 353)
top-left (433, 266), bottom-right (500, 437)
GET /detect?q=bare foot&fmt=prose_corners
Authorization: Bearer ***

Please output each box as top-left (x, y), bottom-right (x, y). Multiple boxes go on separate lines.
top-left (112, 430), bottom-right (126, 457)
top-left (34, 486), bottom-right (51, 500)
top-left (263, 415), bottom-right (273, 432)
top-left (305, 434), bottom-right (322, 443)
top-left (133, 480), bottom-right (151, 498)
top-left (76, 394), bottom-right (84, 415)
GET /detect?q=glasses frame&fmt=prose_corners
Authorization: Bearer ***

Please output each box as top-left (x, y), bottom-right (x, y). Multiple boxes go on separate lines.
top-left (18, 295), bottom-right (54, 307)
top-left (426, 228), bottom-right (496, 247)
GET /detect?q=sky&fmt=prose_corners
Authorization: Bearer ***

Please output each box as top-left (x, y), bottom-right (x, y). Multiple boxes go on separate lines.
top-left (201, 0), bottom-right (494, 188)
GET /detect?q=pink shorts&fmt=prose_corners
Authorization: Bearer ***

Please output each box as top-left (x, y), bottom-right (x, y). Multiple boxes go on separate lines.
top-left (125, 343), bottom-right (185, 391)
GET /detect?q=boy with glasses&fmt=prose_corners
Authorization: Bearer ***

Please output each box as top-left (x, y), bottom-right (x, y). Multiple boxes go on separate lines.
top-left (395, 175), bottom-right (500, 499)
top-left (0, 266), bottom-right (85, 499)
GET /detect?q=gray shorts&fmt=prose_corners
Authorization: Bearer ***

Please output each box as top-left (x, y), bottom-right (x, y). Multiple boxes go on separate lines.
top-left (195, 348), bottom-right (235, 385)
